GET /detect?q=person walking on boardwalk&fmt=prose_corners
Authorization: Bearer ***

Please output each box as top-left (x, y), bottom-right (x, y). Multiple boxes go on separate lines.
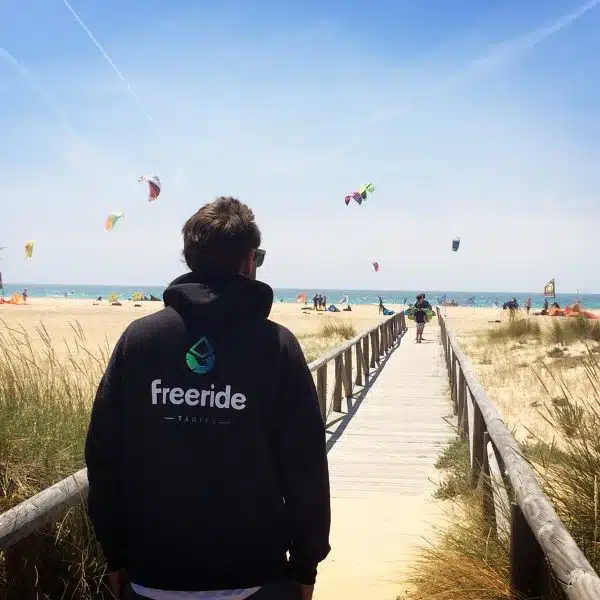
top-left (85, 196), bottom-right (331, 600)
top-left (413, 293), bottom-right (432, 343)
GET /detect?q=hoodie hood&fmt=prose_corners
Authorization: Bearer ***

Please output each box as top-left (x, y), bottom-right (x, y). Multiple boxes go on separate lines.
top-left (163, 271), bottom-right (273, 325)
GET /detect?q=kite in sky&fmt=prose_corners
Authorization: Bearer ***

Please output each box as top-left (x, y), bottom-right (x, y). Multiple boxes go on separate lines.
top-left (105, 212), bottom-right (125, 231)
top-left (372, 260), bottom-right (380, 272)
top-left (344, 191), bottom-right (362, 206)
top-left (138, 175), bottom-right (161, 201)
top-left (359, 182), bottom-right (375, 201)
top-left (452, 237), bottom-right (460, 252)
top-left (345, 182), bottom-right (375, 206)
top-left (25, 241), bottom-right (35, 259)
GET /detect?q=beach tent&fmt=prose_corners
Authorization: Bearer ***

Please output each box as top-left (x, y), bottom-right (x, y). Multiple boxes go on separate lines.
top-left (326, 304), bottom-right (340, 312)
top-left (565, 303), bottom-right (597, 320)
top-left (132, 292), bottom-right (143, 302)
top-left (0, 292), bottom-right (23, 305)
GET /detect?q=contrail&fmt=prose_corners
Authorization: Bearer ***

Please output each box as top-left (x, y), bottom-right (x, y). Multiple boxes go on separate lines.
top-left (0, 45), bottom-right (139, 177)
top-left (363, 0), bottom-right (600, 128)
top-left (61, 0), bottom-right (154, 124)
top-left (0, 46), bottom-right (76, 136)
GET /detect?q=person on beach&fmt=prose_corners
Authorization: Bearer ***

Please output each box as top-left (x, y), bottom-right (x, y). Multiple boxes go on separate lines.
top-left (22, 288), bottom-right (28, 303)
top-left (378, 296), bottom-right (384, 314)
top-left (525, 298), bottom-right (532, 315)
top-left (413, 293), bottom-right (432, 343)
top-left (85, 196), bottom-right (331, 600)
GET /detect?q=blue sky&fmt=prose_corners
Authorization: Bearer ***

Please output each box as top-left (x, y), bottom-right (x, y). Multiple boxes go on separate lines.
top-left (1, 0), bottom-right (599, 292)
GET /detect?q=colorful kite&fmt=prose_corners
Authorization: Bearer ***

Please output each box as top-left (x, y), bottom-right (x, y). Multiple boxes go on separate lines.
top-left (345, 182), bottom-right (375, 206)
top-left (359, 182), bottom-right (375, 201)
top-left (344, 191), bottom-right (363, 206)
top-left (372, 260), bottom-right (380, 272)
top-left (24, 241), bottom-right (35, 259)
top-left (138, 175), bottom-right (161, 202)
top-left (452, 237), bottom-right (460, 252)
top-left (105, 212), bottom-right (125, 231)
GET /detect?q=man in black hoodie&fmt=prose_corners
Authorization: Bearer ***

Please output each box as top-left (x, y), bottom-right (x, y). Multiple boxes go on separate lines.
top-left (85, 197), bottom-right (331, 600)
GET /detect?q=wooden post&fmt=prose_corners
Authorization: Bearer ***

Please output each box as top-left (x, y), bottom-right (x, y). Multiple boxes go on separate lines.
top-left (451, 354), bottom-right (457, 412)
top-left (317, 365), bottom-right (327, 421)
top-left (363, 336), bottom-right (370, 375)
top-left (355, 341), bottom-right (363, 387)
top-left (479, 432), bottom-right (494, 524)
top-left (510, 502), bottom-right (550, 600)
top-left (460, 388), bottom-right (470, 438)
top-left (332, 355), bottom-right (343, 412)
top-left (488, 441), bottom-right (511, 544)
top-left (471, 403), bottom-right (486, 487)
top-left (343, 348), bottom-right (353, 398)
top-left (457, 369), bottom-right (466, 423)
top-left (370, 331), bottom-right (377, 367)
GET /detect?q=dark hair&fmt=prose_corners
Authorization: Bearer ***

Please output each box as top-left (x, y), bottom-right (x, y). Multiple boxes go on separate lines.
top-left (182, 196), bottom-right (261, 276)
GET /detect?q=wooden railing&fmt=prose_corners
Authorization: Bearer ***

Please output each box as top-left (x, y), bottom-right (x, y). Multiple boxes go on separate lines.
top-left (0, 311), bottom-right (407, 553)
top-left (437, 308), bottom-right (600, 600)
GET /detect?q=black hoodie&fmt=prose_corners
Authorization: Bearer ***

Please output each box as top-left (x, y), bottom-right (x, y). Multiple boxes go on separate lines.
top-left (85, 272), bottom-right (331, 591)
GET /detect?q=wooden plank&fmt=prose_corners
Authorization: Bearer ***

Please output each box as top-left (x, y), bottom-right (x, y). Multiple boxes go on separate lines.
top-left (326, 324), bottom-right (453, 498)
top-left (0, 468), bottom-right (88, 551)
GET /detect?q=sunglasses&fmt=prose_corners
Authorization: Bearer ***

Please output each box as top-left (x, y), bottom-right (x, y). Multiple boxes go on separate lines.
top-left (254, 248), bottom-right (266, 268)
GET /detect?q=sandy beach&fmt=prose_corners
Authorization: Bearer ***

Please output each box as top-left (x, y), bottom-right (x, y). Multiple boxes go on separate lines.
top-left (442, 306), bottom-right (600, 441)
top-left (0, 297), bottom-right (405, 360)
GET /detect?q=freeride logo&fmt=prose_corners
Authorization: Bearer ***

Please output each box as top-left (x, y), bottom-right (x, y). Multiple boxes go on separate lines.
top-left (186, 336), bottom-right (215, 375)
top-left (151, 379), bottom-right (247, 410)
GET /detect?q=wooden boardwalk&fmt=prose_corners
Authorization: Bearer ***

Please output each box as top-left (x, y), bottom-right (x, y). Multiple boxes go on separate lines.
top-left (316, 322), bottom-right (454, 600)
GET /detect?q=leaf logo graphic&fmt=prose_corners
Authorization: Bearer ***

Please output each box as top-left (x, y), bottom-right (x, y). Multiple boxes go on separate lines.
top-left (186, 337), bottom-right (215, 375)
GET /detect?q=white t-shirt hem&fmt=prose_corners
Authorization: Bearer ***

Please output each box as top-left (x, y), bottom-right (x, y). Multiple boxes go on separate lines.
top-left (130, 582), bottom-right (261, 600)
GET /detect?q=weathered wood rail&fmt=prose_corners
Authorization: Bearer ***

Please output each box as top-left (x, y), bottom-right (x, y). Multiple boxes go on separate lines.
top-left (0, 311), bottom-right (406, 555)
top-left (437, 308), bottom-right (600, 600)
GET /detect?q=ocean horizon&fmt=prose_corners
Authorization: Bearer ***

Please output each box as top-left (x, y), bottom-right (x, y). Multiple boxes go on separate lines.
top-left (1, 283), bottom-right (599, 309)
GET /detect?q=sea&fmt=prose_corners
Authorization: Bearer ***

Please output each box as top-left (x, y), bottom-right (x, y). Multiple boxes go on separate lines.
top-left (1, 283), bottom-right (599, 309)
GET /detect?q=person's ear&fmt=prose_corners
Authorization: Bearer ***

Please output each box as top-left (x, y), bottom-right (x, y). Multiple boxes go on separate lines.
top-left (239, 252), bottom-right (254, 278)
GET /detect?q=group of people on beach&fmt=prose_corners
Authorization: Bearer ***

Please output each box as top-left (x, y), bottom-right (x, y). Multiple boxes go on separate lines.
top-left (312, 293), bottom-right (328, 310)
